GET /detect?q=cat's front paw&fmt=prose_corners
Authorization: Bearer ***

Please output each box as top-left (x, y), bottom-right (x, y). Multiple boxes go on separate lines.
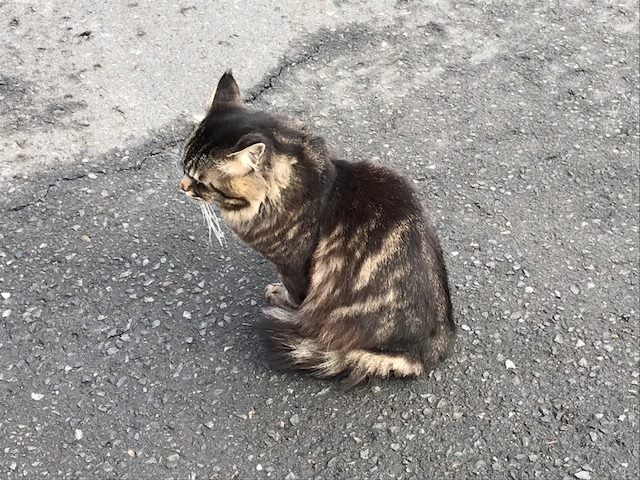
top-left (265, 283), bottom-right (295, 308)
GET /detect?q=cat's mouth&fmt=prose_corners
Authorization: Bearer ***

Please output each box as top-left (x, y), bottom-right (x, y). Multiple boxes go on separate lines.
top-left (180, 175), bottom-right (212, 202)
top-left (180, 175), bottom-right (247, 209)
top-left (209, 188), bottom-right (249, 210)
top-left (180, 175), bottom-right (226, 246)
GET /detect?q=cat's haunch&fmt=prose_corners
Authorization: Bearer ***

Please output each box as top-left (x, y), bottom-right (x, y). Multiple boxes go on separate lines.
top-left (181, 71), bottom-right (456, 386)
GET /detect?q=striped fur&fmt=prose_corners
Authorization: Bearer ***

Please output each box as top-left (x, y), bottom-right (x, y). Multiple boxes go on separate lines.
top-left (181, 72), bottom-right (456, 386)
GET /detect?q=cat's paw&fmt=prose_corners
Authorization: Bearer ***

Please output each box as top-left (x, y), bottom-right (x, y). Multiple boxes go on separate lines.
top-left (265, 283), bottom-right (295, 308)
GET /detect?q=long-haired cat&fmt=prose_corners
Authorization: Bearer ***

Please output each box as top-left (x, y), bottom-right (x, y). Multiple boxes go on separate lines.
top-left (180, 71), bottom-right (455, 386)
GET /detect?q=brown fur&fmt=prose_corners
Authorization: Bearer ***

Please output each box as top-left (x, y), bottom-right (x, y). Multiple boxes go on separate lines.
top-left (180, 71), bottom-right (456, 386)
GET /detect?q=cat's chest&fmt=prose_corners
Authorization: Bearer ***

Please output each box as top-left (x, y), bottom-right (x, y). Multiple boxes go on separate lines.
top-left (232, 217), bottom-right (299, 257)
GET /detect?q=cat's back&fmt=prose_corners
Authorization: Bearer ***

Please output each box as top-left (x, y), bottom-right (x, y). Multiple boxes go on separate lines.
top-left (320, 158), bottom-right (446, 289)
top-left (306, 157), bottom-right (453, 357)
top-left (328, 159), bottom-right (425, 226)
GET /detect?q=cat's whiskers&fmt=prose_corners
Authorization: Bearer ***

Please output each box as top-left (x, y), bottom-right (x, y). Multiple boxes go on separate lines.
top-left (199, 201), bottom-right (226, 247)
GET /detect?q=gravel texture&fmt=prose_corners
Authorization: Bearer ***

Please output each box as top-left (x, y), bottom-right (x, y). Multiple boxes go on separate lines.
top-left (1, 0), bottom-right (638, 479)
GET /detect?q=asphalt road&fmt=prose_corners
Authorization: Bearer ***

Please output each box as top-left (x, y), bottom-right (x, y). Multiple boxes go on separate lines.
top-left (1, 1), bottom-right (638, 479)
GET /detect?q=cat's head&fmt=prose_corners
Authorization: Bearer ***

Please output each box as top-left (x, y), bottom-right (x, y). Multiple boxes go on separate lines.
top-left (180, 71), bottom-right (278, 221)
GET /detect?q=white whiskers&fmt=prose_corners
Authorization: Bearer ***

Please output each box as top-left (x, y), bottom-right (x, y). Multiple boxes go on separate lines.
top-left (199, 202), bottom-right (226, 247)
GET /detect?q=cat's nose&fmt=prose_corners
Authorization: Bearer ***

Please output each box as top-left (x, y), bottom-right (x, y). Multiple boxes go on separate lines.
top-left (179, 176), bottom-right (193, 194)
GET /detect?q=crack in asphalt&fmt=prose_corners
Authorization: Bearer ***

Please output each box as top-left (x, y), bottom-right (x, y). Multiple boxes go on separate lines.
top-left (5, 36), bottom-right (329, 212)
top-left (245, 43), bottom-right (323, 103)
top-left (6, 152), bottom-right (161, 212)
top-left (3, 118), bottom-right (191, 213)
top-left (244, 24), bottom-right (374, 103)
top-left (5, 25), bottom-right (374, 213)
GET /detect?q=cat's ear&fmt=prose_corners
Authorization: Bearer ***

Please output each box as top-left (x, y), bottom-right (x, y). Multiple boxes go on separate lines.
top-left (210, 70), bottom-right (242, 109)
top-left (222, 143), bottom-right (266, 176)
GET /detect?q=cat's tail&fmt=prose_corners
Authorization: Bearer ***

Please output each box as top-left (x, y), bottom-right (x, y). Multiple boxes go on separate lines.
top-left (260, 307), bottom-right (429, 387)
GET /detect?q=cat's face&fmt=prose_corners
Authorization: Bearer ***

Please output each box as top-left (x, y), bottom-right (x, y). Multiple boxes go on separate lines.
top-left (180, 72), bottom-right (270, 221)
top-left (180, 141), bottom-right (268, 213)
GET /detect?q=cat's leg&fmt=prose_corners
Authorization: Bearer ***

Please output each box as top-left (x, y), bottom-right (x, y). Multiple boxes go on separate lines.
top-left (265, 283), bottom-right (297, 309)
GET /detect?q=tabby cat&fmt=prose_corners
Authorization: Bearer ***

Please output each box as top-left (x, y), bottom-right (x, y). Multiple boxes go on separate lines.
top-left (180, 71), bottom-right (455, 386)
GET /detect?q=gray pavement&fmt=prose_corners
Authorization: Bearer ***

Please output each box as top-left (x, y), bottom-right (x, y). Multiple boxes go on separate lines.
top-left (1, 1), bottom-right (639, 479)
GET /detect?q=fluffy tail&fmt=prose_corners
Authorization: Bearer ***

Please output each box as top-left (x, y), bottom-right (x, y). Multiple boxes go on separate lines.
top-left (260, 307), bottom-right (427, 387)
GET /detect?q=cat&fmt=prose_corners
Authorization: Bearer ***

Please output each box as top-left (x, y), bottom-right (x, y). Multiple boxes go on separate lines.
top-left (180, 71), bottom-right (455, 386)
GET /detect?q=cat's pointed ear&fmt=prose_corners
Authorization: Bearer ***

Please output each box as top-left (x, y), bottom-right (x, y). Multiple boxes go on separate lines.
top-left (210, 70), bottom-right (242, 109)
top-left (222, 143), bottom-right (266, 176)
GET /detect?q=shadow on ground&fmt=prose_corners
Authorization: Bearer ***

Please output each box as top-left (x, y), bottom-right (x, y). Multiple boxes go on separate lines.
top-left (1, 1), bottom-right (638, 479)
